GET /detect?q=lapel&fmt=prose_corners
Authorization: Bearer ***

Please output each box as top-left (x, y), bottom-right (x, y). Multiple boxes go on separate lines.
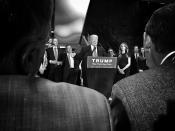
top-left (97, 46), bottom-right (101, 56)
top-left (90, 45), bottom-right (100, 56)
top-left (86, 45), bottom-right (93, 56)
top-left (65, 53), bottom-right (70, 68)
top-left (47, 48), bottom-right (55, 59)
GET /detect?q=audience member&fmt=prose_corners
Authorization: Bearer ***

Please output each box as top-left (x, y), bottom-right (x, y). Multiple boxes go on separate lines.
top-left (111, 3), bottom-right (175, 131)
top-left (0, 0), bottom-right (113, 131)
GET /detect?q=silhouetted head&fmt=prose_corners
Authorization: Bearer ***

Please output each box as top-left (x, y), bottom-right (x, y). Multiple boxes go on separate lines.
top-left (0, 0), bottom-right (53, 75)
top-left (144, 3), bottom-right (175, 68)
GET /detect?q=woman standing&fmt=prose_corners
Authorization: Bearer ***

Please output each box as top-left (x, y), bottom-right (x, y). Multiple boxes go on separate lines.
top-left (115, 42), bottom-right (131, 82)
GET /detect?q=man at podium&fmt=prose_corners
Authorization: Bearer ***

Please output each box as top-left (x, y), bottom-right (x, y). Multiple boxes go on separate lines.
top-left (75, 34), bottom-right (107, 87)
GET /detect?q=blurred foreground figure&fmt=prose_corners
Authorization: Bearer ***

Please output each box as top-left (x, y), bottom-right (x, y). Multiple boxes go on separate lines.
top-left (0, 0), bottom-right (112, 131)
top-left (111, 3), bottom-right (175, 131)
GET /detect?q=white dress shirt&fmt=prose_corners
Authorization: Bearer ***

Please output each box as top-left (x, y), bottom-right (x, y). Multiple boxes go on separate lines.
top-left (134, 53), bottom-right (139, 59)
top-left (53, 46), bottom-right (58, 60)
top-left (91, 45), bottom-right (98, 57)
top-left (67, 53), bottom-right (74, 68)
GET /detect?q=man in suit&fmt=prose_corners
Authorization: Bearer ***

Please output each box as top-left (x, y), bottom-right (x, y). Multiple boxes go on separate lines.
top-left (108, 48), bottom-right (117, 57)
top-left (137, 47), bottom-right (149, 72)
top-left (46, 37), bottom-right (63, 82)
top-left (75, 34), bottom-right (107, 87)
top-left (59, 45), bottom-right (80, 84)
top-left (111, 3), bottom-right (175, 131)
top-left (0, 1), bottom-right (113, 131)
top-left (130, 45), bottom-right (139, 75)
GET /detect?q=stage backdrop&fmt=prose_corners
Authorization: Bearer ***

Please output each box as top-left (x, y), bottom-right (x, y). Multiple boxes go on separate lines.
top-left (81, 0), bottom-right (170, 53)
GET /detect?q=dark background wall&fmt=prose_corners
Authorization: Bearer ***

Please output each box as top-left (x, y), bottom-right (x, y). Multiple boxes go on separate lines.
top-left (81, 0), bottom-right (174, 54)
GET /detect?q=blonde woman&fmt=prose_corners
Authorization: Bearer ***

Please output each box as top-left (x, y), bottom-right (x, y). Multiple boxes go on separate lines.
top-left (116, 42), bottom-right (131, 81)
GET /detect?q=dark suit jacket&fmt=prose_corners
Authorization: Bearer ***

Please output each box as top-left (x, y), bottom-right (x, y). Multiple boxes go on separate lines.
top-left (111, 56), bottom-right (175, 131)
top-left (59, 53), bottom-right (80, 84)
top-left (0, 75), bottom-right (113, 131)
top-left (137, 56), bottom-right (149, 71)
top-left (46, 47), bottom-right (62, 82)
top-left (130, 54), bottom-right (139, 75)
top-left (75, 45), bottom-right (107, 86)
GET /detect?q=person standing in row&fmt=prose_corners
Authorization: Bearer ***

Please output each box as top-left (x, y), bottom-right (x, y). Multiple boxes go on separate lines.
top-left (130, 45), bottom-right (139, 75)
top-left (114, 42), bottom-right (131, 83)
top-left (59, 45), bottom-right (80, 84)
top-left (46, 38), bottom-right (63, 82)
top-left (138, 47), bottom-right (149, 72)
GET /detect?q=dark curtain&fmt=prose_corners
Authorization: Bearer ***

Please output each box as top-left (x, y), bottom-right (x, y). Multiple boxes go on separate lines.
top-left (81, 0), bottom-right (170, 54)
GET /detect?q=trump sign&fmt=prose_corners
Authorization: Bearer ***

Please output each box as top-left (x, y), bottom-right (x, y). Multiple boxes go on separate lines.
top-left (87, 56), bottom-right (117, 68)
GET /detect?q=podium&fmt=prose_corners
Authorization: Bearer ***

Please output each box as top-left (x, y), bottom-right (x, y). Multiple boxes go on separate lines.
top-left (86, 56), bottom-right (117, 98)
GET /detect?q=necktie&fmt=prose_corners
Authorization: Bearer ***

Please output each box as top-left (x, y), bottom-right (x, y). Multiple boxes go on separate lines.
top-left (92, 46), bottom-right (97, 57)
top-left (135, 53), bottom-right (138, 59)
top-left (68, 53), bottom-right (74, 68)
top-left (53, 46), bottom-right (58, 60)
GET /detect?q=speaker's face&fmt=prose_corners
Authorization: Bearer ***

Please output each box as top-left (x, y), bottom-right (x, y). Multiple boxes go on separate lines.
top-left (89, 35), bottom-right (98, 46)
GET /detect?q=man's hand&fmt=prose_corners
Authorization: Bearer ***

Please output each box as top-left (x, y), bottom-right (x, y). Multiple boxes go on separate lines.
top-left (49, 60), bottom-right (57, 64)
top-left (139, 69), bottom-right (143, 72)
top-left (118, 66), bottom-right (125, 74)
top-left (71, 52), bottom-right (76, 57)
top-left (119, 69), bottom-right (125, 74)
top-left (49, 60), bottom-right (62, 66)
top-left (117, 66), bottom-right (125, 74)
top-left (56, 61), bottom-right (62, 66)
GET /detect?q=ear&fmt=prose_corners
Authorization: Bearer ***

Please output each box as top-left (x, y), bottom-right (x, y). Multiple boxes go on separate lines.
top-left (143, 32), bottom-right (153, 51)
top-left (22, 46), bottom-right (44, 76)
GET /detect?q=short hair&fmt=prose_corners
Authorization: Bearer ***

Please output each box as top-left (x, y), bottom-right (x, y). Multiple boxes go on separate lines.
top-left (66, 44), bottom-right (71, 48)
top-left (0, 0), bottom-right (53, 74)
top-left (89, 34), bottom-right (98, 40)
top-left (145, 3), bottom-right (175, 54)
top-left (108, 48), bottom-right (114, 52)
top-left (0, 0), bottom-right (53, 58)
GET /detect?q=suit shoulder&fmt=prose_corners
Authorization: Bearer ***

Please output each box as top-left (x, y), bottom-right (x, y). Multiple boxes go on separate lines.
top-left (81, 45), bottom-right (90, 50)
top-left (112, 70), bottom-right (155, 97)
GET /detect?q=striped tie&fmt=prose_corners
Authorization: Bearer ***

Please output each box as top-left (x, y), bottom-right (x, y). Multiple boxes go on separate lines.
top-left (92, 46), bottom-right (97, 57)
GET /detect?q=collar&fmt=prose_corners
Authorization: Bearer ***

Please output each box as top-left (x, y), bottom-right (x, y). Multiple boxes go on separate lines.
top-left (91, 45), bottom-right (97, 50)
top-left (160, 51), bottom-right (175, 65)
